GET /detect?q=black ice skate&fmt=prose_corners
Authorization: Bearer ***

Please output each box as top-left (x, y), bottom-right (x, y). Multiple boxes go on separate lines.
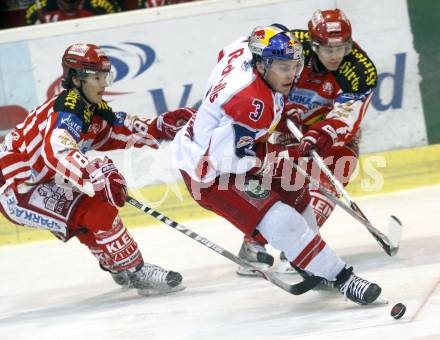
top-left (335, 266), bottom-right (382, 305)
top-left (129, 262), bottom-right (185, 296)
top-left (286, 263), bottom-right (336, 290)
top-left (236, 238), bottom-right (274, 276)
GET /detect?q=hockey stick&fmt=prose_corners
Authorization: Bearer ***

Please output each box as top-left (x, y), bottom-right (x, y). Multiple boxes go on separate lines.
top-left (127, 195), bottom-right (323, 295)
top-left (291, 161), bottom-right (401, 255)
top-left (286, 119), bottom-right (402, 256)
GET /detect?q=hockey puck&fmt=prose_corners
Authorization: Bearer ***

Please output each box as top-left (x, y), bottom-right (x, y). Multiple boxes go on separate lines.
top-left (390, 303), bottom-right (406, 319)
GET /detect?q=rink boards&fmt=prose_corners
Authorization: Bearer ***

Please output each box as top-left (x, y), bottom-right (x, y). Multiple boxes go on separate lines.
top-left (0, 0), bottom-right (435, 246)
top-left (1, 144), bottom-right (439, 246)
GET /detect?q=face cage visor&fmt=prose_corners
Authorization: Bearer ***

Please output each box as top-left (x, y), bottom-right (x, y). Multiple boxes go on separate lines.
top-left (76, 69), bottom-right (114, 87)
top-left (262, 49), bottom-right (304, 81)
top-left (261, 37), bottom-right (304, 75)
top-left (313, 39), bottom-right (353, 56)
top-left (259, 57), bottom-right (304, 93)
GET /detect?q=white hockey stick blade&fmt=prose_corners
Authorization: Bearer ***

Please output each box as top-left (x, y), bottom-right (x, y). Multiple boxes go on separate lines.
top-left (388, 215), bottom-right (403, 251)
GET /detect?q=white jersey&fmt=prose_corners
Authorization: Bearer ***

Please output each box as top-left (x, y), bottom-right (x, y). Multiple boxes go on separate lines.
top-left (173, 37), bottom-right (284, 183)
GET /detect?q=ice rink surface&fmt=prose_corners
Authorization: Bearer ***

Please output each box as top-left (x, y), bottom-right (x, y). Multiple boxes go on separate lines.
top-left (1, 185), bottom-right (439, 340)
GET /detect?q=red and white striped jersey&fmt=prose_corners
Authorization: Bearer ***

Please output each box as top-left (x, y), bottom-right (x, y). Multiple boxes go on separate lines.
top-left (0, 89), bottom-right (158, 194)
top-left (276, 30), bottom-right (377, 146)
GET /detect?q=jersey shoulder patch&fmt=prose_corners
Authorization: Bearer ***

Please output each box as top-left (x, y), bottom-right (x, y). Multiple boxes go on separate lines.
top-left (53, 90), bottom-right (93, 130)
top-left (334, 44), bottom-right (377, 94)
top-left (232, 123), bottom-right (256, 158)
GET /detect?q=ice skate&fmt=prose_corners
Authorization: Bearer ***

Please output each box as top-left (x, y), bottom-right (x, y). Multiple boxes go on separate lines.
top-left (236, 237), bottom-right (274, 276)
top-left (283, 262), bottom-right (335, 290)
top-left (335, 267), bottom-right (382, 305)
top-left (110, 270), bottom-right (130, 287)
top-left (129, 262), bottom-right (185, 296)
top-left (276, 251), bottom-right (298, 274)
top-left (99, 264), bottom-right (131, 287)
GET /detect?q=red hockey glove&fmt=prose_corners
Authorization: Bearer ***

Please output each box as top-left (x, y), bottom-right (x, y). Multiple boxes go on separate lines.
top-left (153, 108), bottom-right (195, 140)
top-left (251, 142), bottom-right (301, 178)
top-left (299, 120), bottom-right (338, 157)
top-left (85, 157), bottom-right (128, 208)
top-left (279, 101), bottom-right (303, 132)
top-left (274, 101), bottom-right (303, 145)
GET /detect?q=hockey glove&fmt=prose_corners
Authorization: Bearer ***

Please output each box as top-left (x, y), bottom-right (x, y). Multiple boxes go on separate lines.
top-left (153, 108), bottom-right (196, 141)
top-left (86, 157), bottom-right (128, 208)
top-left (299, 120), bottom-right (338, 157)
top-left (273, 101), bottom-right (303, 146)
top-left (251, 142), bottom-right (301, 178)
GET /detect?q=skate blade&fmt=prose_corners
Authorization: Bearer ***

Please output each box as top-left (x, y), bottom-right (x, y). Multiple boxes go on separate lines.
top-left (137, 284), bottom-right (186, 297)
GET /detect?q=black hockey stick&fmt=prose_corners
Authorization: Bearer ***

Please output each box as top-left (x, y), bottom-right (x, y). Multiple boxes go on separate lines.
top-left (286, 119), bottom-right (402, 256)
top-left (127, 195), bottom-right (323, 295)
top-left (291, 161), bottom-right (401, 255)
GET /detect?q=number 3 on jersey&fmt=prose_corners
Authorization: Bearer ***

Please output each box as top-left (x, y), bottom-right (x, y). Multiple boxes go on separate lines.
top-left (249, 99), bottom-right (264, 122)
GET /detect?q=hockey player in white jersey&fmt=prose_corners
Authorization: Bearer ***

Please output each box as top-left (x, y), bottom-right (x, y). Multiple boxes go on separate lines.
top-left (239, 10), bottom-right (379, 275)
top-left (172, 25), bottom-right (383, 305)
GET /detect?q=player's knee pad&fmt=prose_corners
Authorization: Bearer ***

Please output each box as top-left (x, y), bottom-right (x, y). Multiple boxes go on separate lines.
top-left (69, 195), bottom-right (119, 233)
top-left (93, 215), bottom-right (143, 271)
top-left (257, 201), bottom-right (345, 280)
top-left (71, 196), bottom-right (143, 272)
top-left (256, 201), bottom-right (315, 253)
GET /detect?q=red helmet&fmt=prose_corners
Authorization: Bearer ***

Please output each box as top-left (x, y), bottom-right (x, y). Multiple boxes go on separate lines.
top-left (308, 9), bottom-right (352, 50)
top-left (62, 43), bottom-right (111, 80)
top-left (61, 43), bottom-right (112, 89)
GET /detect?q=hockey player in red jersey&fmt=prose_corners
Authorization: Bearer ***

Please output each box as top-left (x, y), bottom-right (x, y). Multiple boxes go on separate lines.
top-left (25, 0), bottom-right (120, 25)
top-left (239, 10), bottom-right (378, 274)
top-left (172, 25), bottom-right (382, 305)
top-left (0, 43), bottom-right (192, 296)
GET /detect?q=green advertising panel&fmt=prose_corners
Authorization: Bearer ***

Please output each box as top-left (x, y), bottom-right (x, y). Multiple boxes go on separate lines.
top-left (408, 0), bottom-right (440, 144)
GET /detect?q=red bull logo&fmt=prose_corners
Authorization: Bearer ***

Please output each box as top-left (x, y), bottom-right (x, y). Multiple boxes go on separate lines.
top-left (254, 29), bottom-right (266, 40)
top-left (236, 135), bottom-right (254, 148)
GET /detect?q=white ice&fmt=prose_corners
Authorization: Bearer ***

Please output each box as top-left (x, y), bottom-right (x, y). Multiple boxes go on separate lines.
top-left (1, 185), bottom-right (439, 340)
